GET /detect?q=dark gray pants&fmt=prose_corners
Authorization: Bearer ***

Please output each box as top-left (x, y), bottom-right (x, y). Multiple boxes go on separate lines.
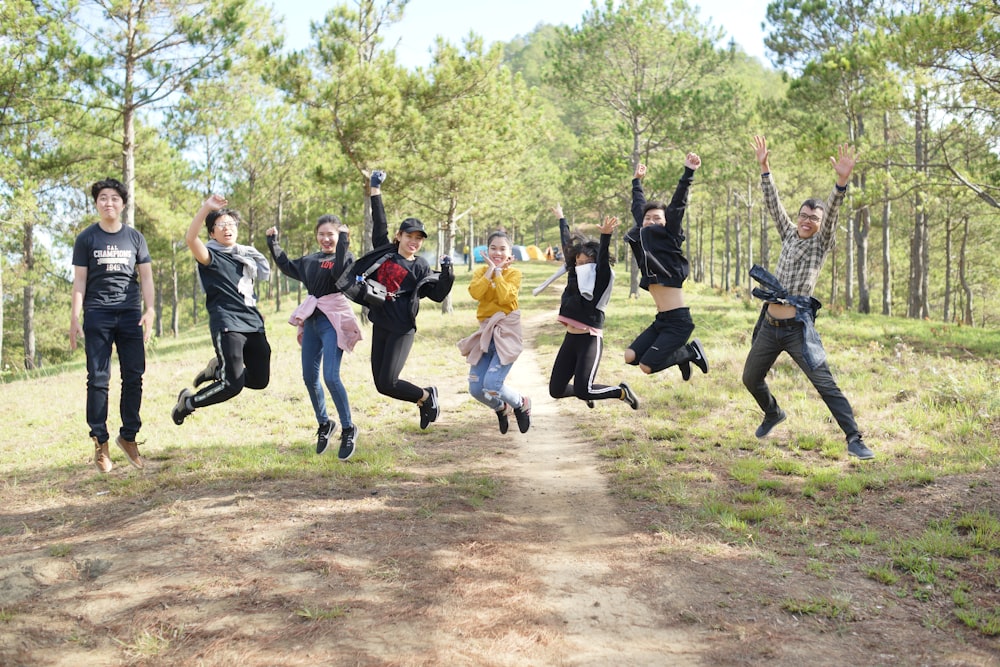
top-left (741, 320), bottom-right (859, 441)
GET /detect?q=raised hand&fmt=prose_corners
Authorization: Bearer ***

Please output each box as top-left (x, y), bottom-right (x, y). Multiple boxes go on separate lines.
top-left (634, 163), bottom-right (647, 180)
top-left (597, 215), bottom-right (619, 235)
top-left (685, 153), bottom-right (701, 171)
top-left (831, 143), bottom-right (856, 187)
top-left (205, 193), bottom-right (228, 210)
top-left (752, 135), bottom-right (770, 171)
top-left (550, 203), bottom-right (564, 219)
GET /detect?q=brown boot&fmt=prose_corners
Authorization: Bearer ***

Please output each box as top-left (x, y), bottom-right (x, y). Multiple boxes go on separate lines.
top-left (115, 435), bottom-right (144, 469)
top-left (93, 437), bottom-right (112, 473)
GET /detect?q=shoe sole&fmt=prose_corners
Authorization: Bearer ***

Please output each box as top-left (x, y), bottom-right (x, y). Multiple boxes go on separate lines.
top-left (755, 413), bottom-right (786, 439)
top-left (317, 422), bottom-right (336, 455)
top-left (172, 389), bottom-right (193, 425)
top-left (690, 340), bottom-right (709, 374)
top-left (115, 436), bottom-right (144, 469)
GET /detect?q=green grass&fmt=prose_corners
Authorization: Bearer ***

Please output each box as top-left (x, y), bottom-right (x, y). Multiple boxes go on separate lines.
top-left (2, 260), bottom-right (1000, 640)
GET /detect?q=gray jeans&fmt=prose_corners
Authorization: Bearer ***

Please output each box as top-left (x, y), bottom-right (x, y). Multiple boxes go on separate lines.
top-left (742, 320), bottom-right (859, 442)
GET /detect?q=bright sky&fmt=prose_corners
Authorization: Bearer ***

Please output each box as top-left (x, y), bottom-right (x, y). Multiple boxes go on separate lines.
top-left (274, 0), bottom-right (774, 68)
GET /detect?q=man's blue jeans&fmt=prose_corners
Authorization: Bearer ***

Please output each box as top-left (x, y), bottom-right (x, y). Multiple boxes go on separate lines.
top-left (742, 319), bottom-right (859, 441)
top-left (83, 308), bottom-right (145, 443)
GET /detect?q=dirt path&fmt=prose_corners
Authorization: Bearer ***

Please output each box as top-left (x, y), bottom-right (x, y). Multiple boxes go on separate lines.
top-left (498, 329), bottom-right (706, 665)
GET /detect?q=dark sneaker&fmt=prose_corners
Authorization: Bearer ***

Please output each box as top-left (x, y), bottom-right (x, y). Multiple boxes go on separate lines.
top-left (755, 408), bottom-right (786, 439)
top-left (172, 388), bottom-right (194, 426)
top-left (93, 437), bottom-right (112, 473)
top-left (619, 383), bottom-right (639, 410)
top-left (679, 361), bottom-right (692, 381)
top-left (338, 426), bottom-right (357, 461)
top-left (513, 396), bottom-right (532, 433)
top-left (316, 420), bottom-right (336, 455)
top-left (495, 404), bottom-right (511, 434)
top-left (586, 400), bottom-right (595, 409)
top-left (419, 386), bottom-right (440, 430)
top-left (115, 435), bottom-right (144, 470)
top-left (193, 357), bottom-right (220, 387)
top-left (848, 437), bottom-right (875, 460)
top-left (690, 339), bottom-right (709, 374)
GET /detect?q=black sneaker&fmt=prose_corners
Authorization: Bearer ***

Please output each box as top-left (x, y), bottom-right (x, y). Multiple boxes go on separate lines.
top-left (847, 436), bottom-right (875, 460)
top-left (338, 426), bottom-right (357, 461)
top-left (586, 400), bottom-right (595, 409)
top-left (755, 408), bottom-right (786, 439)
top-left (419, 386), bottom-right (440, 430)
top-left (171, 388), bottom-right (194, 425)
top-left (690, 339), bottom-right (709, 374)
top-left (495, 405), bottom-right (510, 434)
top-left (513, 397), bottom-right (531, 433)
top-left (619, 383), bottom-right (639, 410)
top-left (679, 361), bottom-right (692, 381)
top-left (193, 357), bottom-right (220, 387)
top-left (316, 420), bottom-right (336, 455)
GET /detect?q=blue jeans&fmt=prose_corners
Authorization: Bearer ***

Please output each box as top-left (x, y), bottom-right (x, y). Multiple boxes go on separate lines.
top-left (742, 320), bottom-right (859, 441)
top-left (302, 314), bottom-right (352, 428)
top-left (468, 340), bottom-right (521, 411)
top-left (83, 308), bottom-right (145, 443)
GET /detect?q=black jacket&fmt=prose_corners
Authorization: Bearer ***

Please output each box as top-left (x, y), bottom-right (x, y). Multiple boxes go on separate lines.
top-left (624, 167), bottom-right (694, 289)
top-left (558, 217), bottom-right (611, 331)
top-left (342, 193), bottom-right (454, 332)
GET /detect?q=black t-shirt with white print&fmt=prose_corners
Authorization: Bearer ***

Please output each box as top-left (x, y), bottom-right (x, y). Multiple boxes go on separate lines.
top-left (71, 223), bottom-right (151, 311)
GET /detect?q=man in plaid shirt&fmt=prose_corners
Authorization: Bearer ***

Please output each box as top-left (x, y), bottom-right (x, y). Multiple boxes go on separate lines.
top-left (742, 135), bottom-right (875, 460)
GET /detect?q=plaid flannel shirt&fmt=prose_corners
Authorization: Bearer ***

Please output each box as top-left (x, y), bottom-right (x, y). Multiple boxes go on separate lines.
top-left (761, 173), bottom-right (846, 297)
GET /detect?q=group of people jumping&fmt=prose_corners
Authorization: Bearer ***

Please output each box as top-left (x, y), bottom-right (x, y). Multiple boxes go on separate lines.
top-left (70, 135), bottom-right (874, 474)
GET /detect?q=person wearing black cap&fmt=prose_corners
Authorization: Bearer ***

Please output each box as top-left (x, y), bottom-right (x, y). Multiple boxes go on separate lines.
top-left (346, 170), bottom-right (454, 429)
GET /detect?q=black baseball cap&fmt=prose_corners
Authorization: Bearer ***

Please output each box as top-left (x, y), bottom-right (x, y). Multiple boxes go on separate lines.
top-left (398, 217), bottom-right (427, 238)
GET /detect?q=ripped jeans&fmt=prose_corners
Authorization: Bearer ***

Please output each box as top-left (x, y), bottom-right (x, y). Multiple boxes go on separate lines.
top-left (468, 340), bottom-right (522, 412)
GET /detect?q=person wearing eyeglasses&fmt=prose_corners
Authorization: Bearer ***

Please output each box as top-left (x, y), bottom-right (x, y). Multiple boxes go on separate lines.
top-left (171, 194), bottom-right (272, 427)
top-left (741, 135), bottom-right (874, 460)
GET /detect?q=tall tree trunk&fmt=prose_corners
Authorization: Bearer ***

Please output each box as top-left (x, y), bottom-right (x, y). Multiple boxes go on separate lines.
top-left (881, 112), bottom-right (892, 316)
top-left (908, 98), bottom-right (930, 319)
top-left (724, 187), bottom-right (731, 292)
top-left (959, 215), bottom-right (973, 325)
top-left (121, 6), bottom-right (137, 226)
top-left (943, 212), bottom-right (952, 322)
top-left (22, 220), bottom-right (36, 370)
top-left (709, 206), bottom-right (716, 289)
top-left (171, 243), bottom-right (180, 337)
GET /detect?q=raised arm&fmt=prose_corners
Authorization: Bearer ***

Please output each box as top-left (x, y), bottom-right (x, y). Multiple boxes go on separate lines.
top-left (818, 143), bottom-right (857, 248)
top-left (754, 135), bottom-right (795, 239)
top-left (368, 170), bottom-right (390, 248)
top-left (631, 164), bottom-right (647, 227)
top-left (552, 204), bottom-right (573, 270)
top-left (265, 226), bottom-right (302, 281)
top-left (186, 194), bottom-right (227, 266)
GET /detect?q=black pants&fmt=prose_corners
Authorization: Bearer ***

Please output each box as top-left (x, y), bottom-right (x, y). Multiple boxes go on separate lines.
top-left (192, 330), bottom-right (271, 409)
top-left (370, 326), bottom-right (423, 403)
top-left (626, 307), bottom-right (696, 373)
top-left (548, 331), bottom-right (622, 401)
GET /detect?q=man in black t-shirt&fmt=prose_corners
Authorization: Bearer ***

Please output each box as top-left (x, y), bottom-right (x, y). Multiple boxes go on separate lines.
top-left (171, 194), bottom-right (272, 426)
top-left (70, 178), bottom-right (155, 473)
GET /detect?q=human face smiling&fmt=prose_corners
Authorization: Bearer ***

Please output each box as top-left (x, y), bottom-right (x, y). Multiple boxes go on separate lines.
top-left (95, 188), bottom-right (124, 224)
top-left (396, 230), bottom-right (424, 259)
top-left (642, 207), bottom-right (667, 227)
top-left (487, 236), bottom-right (512, 265)
top-left (316, 222), bottom-right (339, 254)
top-left (210, 215), bottom-right (239, 247)
top-left (796, 207), bottom-right (823, 239)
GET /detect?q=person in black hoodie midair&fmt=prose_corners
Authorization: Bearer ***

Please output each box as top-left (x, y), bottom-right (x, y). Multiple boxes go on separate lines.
top-left (546, 205), bottom-right (639, 410)
top-left (345, 171), bottom-right (454, 430)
